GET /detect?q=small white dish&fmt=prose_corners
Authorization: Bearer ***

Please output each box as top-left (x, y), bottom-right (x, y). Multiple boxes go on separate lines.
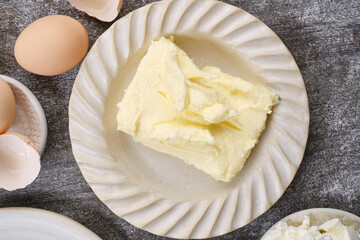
top-left (0, 207), bottom-right (101, 240)
top-left (69, 0), bottom-right (310, 238)
top-left (261, 208), bottom-right (360, 239)
top-left (0, 75), bottom-right (47, 155)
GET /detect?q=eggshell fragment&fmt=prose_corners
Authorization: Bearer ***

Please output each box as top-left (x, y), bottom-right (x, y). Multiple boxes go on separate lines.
top-left (0, 77), bottom-right (16, 134)
top-left (0, 133), bottom-right (41, 191)
top-left (67, 0), bottom-right (123, 22)
top-left (14, 15), bottom-right (89, 76)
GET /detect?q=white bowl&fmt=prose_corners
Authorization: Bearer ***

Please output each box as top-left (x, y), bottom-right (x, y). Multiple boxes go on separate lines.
top-left (0, 207), bottom-right (101, 240)
top-left (262, 208), bottom-right (360, 239)
top-left (1, 75), bottom-right (47, 155)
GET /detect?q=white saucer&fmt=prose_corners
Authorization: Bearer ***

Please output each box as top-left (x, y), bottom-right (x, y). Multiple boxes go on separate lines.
top-left (0, 75), bottom-right (47, 155)
top-left (0, 207), bottom-right (101, 240)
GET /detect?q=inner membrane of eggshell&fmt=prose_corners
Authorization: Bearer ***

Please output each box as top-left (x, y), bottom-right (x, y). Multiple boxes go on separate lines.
top-left (68, 0), bottom-right (122, 22)
top-left (7, 82), bottom-right (42, 151)
top-left (0, 134), bottom-right (40, 191)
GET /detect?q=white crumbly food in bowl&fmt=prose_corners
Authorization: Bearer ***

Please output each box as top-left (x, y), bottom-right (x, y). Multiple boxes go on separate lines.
top-left (263, 216), bottom-right (360, 240)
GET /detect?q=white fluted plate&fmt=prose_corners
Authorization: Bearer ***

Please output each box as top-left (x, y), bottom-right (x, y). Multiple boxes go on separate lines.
top-left (69, 0), bottom-right (310, 238)
top-left (262, 208), bottom-right (360, 239)
top-left (0, 208), bottom-right (101, 240)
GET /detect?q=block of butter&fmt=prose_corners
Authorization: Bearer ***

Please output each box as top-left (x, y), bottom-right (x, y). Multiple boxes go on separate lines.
top-left (117, 37), bottom-right (279, 182)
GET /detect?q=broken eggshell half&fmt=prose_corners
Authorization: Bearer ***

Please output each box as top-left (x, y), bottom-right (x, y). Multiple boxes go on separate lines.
top-left (67, 0), bottom-right (123, 22)
top-left (0, 133), bottom-right (41, 191)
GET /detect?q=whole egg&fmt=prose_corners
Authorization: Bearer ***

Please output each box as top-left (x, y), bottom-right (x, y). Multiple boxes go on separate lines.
top-left (0, 77), bottom-right (16, 134)
top-left (14, 15), bottom-right (89, 76)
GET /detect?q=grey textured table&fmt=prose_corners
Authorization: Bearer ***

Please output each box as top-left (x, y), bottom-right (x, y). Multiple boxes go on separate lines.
top-left (0, 0), bottom-right (359, 239)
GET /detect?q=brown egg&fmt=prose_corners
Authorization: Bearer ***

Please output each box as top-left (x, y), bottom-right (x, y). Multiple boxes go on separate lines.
top-left (0, 77), bottom-right (16, 134)
top-left (14, 15), bottom-right (89, 76)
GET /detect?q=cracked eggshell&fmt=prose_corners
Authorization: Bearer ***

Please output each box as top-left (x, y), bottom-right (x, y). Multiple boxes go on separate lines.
top-left (0, 133), bottom-right (41, 191)
top-left (0, 77), bottom-right (16, 134)
top-left (67, 0), bottom-right (123, 22)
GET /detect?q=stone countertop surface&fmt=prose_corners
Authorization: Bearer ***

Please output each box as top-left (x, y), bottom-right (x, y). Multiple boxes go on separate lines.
top-left (0, 0), bottom-right (359, 239)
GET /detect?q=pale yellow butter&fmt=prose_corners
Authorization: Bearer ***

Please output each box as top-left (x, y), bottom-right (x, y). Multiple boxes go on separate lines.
top-left (117, 37), bottom-right (279, 182)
